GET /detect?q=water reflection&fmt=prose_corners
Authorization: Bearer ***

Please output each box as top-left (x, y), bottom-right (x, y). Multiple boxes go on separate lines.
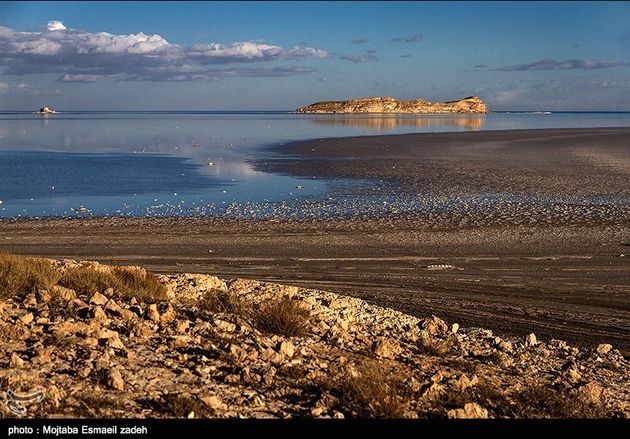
top-left (307, 114), bottom-right (486, 131)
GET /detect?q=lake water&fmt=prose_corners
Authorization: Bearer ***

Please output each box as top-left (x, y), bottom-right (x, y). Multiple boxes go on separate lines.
top-left (1, 111), bottom-right (630, 218)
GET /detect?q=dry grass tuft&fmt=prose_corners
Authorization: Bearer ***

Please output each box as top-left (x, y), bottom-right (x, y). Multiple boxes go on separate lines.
top-left (59, 267), bottom-right (122, 296)
top-left (252, 298), bottom-right (311, 337)
top-left (0, 252), bottom-right (167, 303)
top-left (0, 252), bottom-right (59, 299)
top-left (335, 361), bottom-right (409, 418)
top-left (512, 385), bottom-right (608, 419)
top-left (431, 382), bottom-right (609, 419)
top-left (199, 289), bottom-right (247, 315)
top-left (430, 381), bottom-right (510, 417)
top-left (161, 393), bottom-right (211, 418)
top-left (111, 267), bottom-right (168, 302)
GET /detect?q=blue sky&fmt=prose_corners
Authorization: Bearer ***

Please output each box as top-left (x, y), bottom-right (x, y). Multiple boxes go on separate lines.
top-left (1, 1), bottom-right (630, 110)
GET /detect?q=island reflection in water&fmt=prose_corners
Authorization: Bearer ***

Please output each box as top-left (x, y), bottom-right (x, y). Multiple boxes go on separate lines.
top-left (307, 114), bottom-right (486, 131)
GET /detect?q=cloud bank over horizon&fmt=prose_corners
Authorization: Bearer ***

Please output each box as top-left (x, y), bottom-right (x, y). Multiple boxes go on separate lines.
top-left (0, 21), bottom-right (329, 82)
top-left (495, 58), bottom-right (630, 72)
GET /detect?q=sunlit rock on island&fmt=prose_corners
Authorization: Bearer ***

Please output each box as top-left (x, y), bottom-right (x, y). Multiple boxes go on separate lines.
top-left (36, 106), bottom-right (59, 115)
top-left (297, 96), bottom-right (488, 114)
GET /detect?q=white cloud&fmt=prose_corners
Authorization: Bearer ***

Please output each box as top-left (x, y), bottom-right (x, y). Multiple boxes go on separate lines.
top-left (0, 22), bottom-right (329, 81)
top-left (0, 80), bottom-right (44, 95)
top-left (189, 42), bottom-right (328, 62)
top-left (46, 21), bottom-right (66, 31)
top-left (465, 76), bottom-right (630, 110)
top-left (57, 74), bottom-right (100, 83)
top-left (495, 58), bottom-right (630, 71)
top-left (340, 53), bottom-right (378, 64)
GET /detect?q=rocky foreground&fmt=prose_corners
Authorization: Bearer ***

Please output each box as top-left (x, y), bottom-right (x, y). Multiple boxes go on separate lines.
top-left (296, 96), bottom-right (487, 114)
top-left (1, 259), bottom-right (629, 419)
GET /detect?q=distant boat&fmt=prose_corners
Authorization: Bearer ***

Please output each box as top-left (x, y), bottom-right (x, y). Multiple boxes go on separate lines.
top-left (35, 106), bottom-right (59, 115)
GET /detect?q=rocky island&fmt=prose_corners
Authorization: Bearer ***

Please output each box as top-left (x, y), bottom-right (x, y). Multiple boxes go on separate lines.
top-left (35, 106), bottom-right (59, 115)
top-left (297, 96), bottom-right (487, 114)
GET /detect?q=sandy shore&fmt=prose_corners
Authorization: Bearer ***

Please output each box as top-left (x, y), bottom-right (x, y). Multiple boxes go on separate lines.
top-left (1, 128), bottom-right (629, 352)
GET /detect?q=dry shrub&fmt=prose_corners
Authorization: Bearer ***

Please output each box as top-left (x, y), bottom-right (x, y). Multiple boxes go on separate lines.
top-left (335, 361), bottom-right (409, 418)
top-left (252, 298), bottom-right (311, 337)
top-left (199, 289), bottom-right (247, 315)
top-left (430, 381), bottom-right (511, 417)
top-left (111, 267), bottom-right (168, 302)
top-left (0, 252), bottom-right (59, 299)
top-left (0, 252), bottom-right (168, 303)
top-left (431, 382), bottom-right (608, 419)
top-left (417, 333), bottom-right (459, 357)
top-left (59, 267), bottom-right (122, 295)
top-left (512, 385), bottom-right (608, 419)
top-left (73, 392), bottom-right (126, 417)
top-left (161, 393), bottom-right (211, 418)
top-left (58, 266), bottom-right (167, 302)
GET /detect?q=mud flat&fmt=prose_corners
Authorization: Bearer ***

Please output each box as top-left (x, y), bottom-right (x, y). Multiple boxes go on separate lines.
top-left (1, 128), bottom-right (629, 352)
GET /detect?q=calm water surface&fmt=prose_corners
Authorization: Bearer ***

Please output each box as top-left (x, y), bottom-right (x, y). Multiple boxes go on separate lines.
top-left (1, 111), bottom-right (629, 218)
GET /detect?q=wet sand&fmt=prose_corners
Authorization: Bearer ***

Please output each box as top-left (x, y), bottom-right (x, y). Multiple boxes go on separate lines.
top-left (1, 128), bottom-right (629, 352)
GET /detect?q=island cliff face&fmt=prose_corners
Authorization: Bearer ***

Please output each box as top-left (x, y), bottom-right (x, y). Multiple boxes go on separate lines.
top-left (297, 96), bottom-right (488, 114)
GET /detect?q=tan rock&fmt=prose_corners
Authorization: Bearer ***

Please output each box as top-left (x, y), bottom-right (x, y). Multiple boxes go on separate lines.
top-left (422, 382), bottom-right (445, 400)
top-left (335, 318), bottom-right (349, 331)
top-left (373, 337), bottom-right (402, 359)
top-left (277, 341), bottom-right (296, 358)
top-left (131, 321), bottom-right (153, 338)
top-left (229, 344), bottom-right (248, 362)
top-left (578, 382), bottom-right (604, 404)
top-left (52, 285), bottom-right (76, 301)
top-left (47, 385), bottom-right (62, 408)
top-left (20, 312), bottom-right (34, 325)
top-left (83, 337), bottom-right (99, 348)
top-left (596, 344), bottom-right (613, 356)
top-left (89, 292), bottom-right (108, 306)
top-left (524, 333), bottom-right (538, 347)
top-left (91, 306), bottom-right (108, 322)
top-left (9, 352), bottom-right (25, 368)
top-left (422, 316), bottom-right (449, 336)
top-left (175, 320), bottom-right (190, 333)
top-left (37, 290), bottom-right (52, 303)
top-left (447, 403), bottom-right (489, 419)
top-left (105, 368), bottom-right (125, 391)
top-left (214, 319), bottom-right (236, 332)
top-left (104, 299), bottom-right (122, 315)
top-left (261, 347), bottom-right (284, 364)
top-left (452, 374), bottom-right (479, 392)
top-left (107, 335), bottom-right (126, 351)
top-left (22, 294), bottom-right (37, 308)
top-left (34, 347), bottom-right (53, 364)
top-left (170, 335), bottom-right (192, 349)
top-left (146, 304), bottom-right (160, 322)
top-left (495, 337), bottom-right (514, 353)
top-left (450, 323), bottom-right (460, 334)
top-left (119, 309), bottom-right (137, 322)
top-left (160, 303), bottom-right (177, 323)
top-left (201, 395), bottom-right (224, 411)
top-left (566, 367), bottom-right (582, 382)
top-left (311, 407), bottom-right (325, 417)
top-left (96, 328), bottom-right (119, 340)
